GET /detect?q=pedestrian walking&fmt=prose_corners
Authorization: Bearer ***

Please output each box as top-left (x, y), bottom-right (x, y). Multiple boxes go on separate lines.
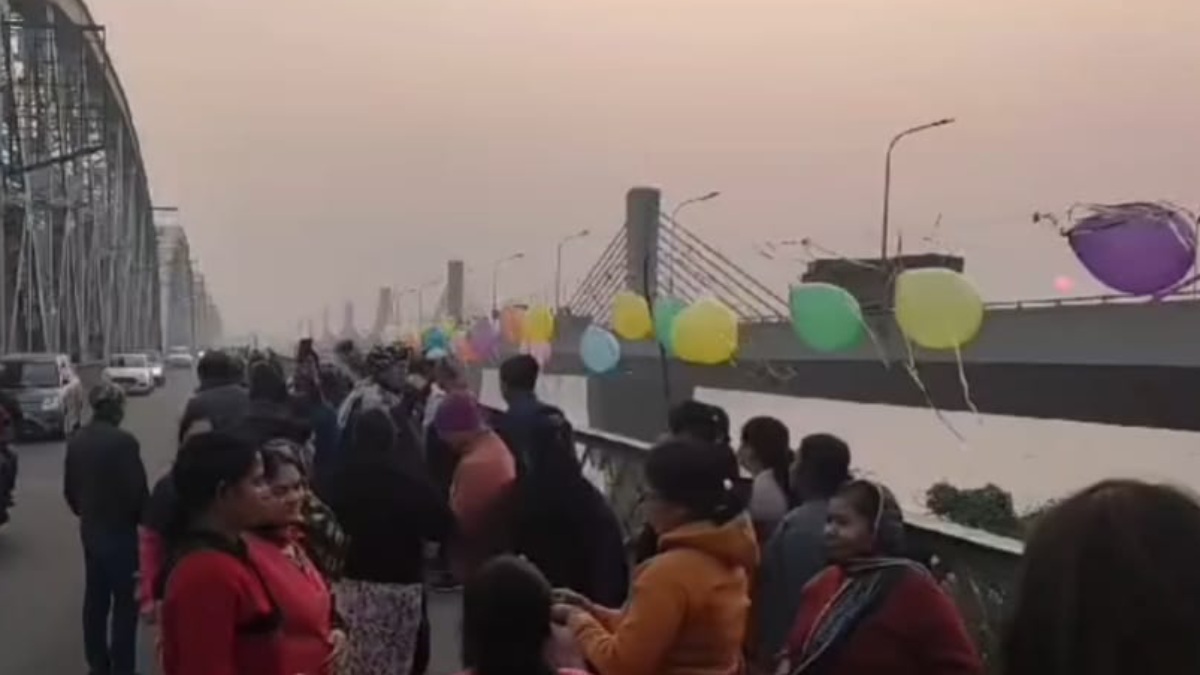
top-left (63, 383), bottom-right (149, 675)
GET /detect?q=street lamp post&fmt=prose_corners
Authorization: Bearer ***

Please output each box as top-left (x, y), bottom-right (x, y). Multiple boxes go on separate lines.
top-left (492, 253), bottom-right (525, 313)
top-left (880, 118), bottom-right (955, 261)
top-left (665, 191), bottom-right (721, 294)
top-left (555, 229), bottom-right (591, 313)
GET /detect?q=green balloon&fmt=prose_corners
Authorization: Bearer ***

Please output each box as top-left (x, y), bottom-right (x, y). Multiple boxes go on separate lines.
top-left (788, 283), bottom-right (865, 352)
top-left (653, 297), bottom-right (687, 353)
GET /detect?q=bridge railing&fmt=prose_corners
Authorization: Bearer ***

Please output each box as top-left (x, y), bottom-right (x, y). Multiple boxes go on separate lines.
top-left (563, 420), bottom-right (1022, 667)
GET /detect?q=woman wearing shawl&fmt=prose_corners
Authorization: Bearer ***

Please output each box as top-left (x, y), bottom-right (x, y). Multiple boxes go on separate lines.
top-left (775, 480), bottom-right (981, 675)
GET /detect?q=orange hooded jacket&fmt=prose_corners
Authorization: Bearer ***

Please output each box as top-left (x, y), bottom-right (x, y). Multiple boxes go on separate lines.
top-left (569, 516), bottom-right (759, 675)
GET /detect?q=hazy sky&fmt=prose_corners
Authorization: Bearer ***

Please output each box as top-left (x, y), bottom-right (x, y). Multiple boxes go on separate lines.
top-left (89, 0), bottom-right (1200, 336)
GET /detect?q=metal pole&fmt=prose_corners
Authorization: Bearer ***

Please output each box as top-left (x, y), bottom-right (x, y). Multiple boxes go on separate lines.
top-left (491, 253), bottom-right (525, 312)
top-left (554, 229), bottom-right (590, 312)
top-left (880, 118), bottom-right (955, 261)
top-left (665, 191), bottom-right (720, 294)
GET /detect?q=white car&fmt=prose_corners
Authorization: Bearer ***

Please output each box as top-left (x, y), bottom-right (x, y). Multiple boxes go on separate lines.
top-left (166, 347), bottom-right (195, 369)
top-left (104, 354), bottom-right (155, 395)
top-left (143, 351), bottom-right (165, 386)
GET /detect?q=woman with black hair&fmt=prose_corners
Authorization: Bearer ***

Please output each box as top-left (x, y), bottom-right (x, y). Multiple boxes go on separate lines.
top-left (738, 416), bottom-right (794, 543)
top-left (775, 479), bottom-right (979, 675)
top-left (510, 409), bottom-right (629, 608)
top-left (460, 555), bottom-right (588, 675)
top-left (247, 442), bottom-right (340, 675)
top-left (322, 409), bottom-right (453, 675)
top-left (632, 400), bottom-right (737, 565)
top-left (556, 438), bottom-right (757, 675)
top-left (1003, 479), bottom-right (1200, 675)
top-left (158, 431), bottom-right (282, 675)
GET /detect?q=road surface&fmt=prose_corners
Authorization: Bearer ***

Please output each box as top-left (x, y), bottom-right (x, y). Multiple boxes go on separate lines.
top-left (0, 372), bottom-right (463, 675)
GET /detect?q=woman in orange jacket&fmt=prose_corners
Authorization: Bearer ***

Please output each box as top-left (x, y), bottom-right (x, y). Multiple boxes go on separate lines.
top-left (554, 438), bottom-right (758, 675)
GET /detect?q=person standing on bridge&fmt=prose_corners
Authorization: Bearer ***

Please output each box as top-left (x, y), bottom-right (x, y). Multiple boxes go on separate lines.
top-left (751, 433), bottom-right (850, 664)
top-left (774, 480), bottom-right (980, 675)
top-left (435, 391), bottom-right (517, 580)
top-left (158, 432), bottom-right (281, 675)
top-left (179, 350), bottom-right (250, 441)
top-left (554, 438), bottom-right (756, 675)
top-left (63, 383), bottom-right (149, 675)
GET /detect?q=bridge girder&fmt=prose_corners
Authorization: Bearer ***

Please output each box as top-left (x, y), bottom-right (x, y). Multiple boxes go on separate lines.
top-left (0, 0), bottom-right (183, 357)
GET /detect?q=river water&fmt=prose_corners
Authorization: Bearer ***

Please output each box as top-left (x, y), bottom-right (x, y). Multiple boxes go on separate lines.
top-left (479, 369), bottom-right (1200, 513)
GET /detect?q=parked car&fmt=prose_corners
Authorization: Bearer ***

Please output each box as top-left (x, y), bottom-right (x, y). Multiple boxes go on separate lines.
top-left (0, 353), bottom-right (85, 440)
top-left (166, 346), bottom-right (195, 369)
top-left (104, 354), bottom-right (155, 396)
top-left (143, 350), bottom-right (165, 386)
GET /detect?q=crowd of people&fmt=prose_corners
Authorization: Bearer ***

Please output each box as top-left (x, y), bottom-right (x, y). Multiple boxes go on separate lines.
top-left (58, 339), bottom-right (1200, 675)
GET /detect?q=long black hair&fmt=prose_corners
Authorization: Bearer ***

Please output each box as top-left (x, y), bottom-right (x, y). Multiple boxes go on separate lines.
top-left (645, 438), bottom-right (748, 525)
top-left (461, 555), bottom-right (556, 675)
top-left (154, 432), bottom-right (262, 600)
top-left (741, 416), bottom-right (794, 507)
top-left (164, 431), bottom-right (260, 543)
top-left (1003, 479), bottom-right (1200, 675)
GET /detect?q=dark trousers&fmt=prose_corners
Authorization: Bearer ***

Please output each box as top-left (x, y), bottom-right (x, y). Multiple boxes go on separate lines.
top-left (411, 591), bottom-right (430, 675)
top-left (81, 524), bottom-right (138, 675)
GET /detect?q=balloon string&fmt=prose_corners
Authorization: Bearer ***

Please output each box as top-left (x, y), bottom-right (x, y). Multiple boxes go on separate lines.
top-left (954, 341), bottom-right (980, 419)
top-left (858, 313), bottom-right (891, 370)
top-left (899, 328), bottom-right (966, 443)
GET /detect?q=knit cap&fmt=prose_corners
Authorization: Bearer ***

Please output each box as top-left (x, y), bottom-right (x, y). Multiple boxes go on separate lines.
top-left (434, 391), bottom-right (486, 435)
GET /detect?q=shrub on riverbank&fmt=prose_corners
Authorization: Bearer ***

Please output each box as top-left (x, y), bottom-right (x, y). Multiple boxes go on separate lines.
top-left (925, 481), bottom-right (1051, 539)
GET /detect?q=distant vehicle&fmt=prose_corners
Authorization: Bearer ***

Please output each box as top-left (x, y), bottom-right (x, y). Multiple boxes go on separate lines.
top-left (104, 354), bottom-right (155, 396)
top-left (166, 346), bottom-right (195, 369)
top-left (0, 353), bottom-right (85, 440)
top-left (143, 350), bottom-right (165, 386)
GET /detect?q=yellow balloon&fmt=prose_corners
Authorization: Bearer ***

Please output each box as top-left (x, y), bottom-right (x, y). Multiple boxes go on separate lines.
top-left (523, 305), bottom-right (556, 343)
top-left (671, 298), bottom-right (739, 365)
top-left (612, 291), bottom-right (653, 340)
top-left (894, 268), bottom-right (985, 350)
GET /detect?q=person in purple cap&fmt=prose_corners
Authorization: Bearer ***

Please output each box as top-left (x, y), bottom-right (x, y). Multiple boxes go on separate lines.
top-left (435, 391), bottom-right (516, 579)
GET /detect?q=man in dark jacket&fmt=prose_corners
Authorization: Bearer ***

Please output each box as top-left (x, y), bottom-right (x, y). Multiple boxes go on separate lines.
top-left (178, 349), bottom-right (250, 441)
top-left (64, 383), bottom-right (149, 675)
top-left (495, 354), bottom-right (557, 475)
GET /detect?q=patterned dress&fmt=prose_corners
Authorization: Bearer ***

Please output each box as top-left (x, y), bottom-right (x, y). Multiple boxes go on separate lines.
top-left (334, 578), bottom-right (424, 675)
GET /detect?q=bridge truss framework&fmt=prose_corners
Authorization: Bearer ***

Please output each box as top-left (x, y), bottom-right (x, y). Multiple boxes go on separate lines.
top-left (0, 0), bottom-right (218, 357)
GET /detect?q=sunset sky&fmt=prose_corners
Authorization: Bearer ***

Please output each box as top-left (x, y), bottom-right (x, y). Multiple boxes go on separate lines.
top-left (88, 0), bottom-right (1200, 336)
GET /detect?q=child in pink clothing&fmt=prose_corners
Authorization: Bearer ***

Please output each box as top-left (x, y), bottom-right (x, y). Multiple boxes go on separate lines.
top-left (434, 392), bottom-right (517, 578)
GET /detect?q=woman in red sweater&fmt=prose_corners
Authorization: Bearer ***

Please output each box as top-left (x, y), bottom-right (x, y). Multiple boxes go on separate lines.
top-left (248, 440), bottom-right (342, 675)
top-left (159, 431), bottom-right (285, 675)
top-left (776, 479), bottom-right (981, 675)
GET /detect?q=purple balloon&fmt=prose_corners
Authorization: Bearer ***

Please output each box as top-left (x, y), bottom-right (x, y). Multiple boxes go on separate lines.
top-left (1067, 203), bottom-right (1197, 295)
top-left (468, 318), bottom-right (500, 359)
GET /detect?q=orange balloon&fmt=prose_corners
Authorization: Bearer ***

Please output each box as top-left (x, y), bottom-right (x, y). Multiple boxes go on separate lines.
top-left (454, 335), bottom-right (478, 364)
top-left (500, 306), bottom-right (526, 344)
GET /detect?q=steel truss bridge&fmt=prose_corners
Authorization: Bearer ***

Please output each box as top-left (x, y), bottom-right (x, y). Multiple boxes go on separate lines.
top-left (0, 0), bottom-right (218, 357)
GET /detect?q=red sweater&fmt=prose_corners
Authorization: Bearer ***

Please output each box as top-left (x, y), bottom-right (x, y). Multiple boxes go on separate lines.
top-left (247, 534), bottom-right (334, 675)
top-left (784, 566), bottom-right (982, 675)
top-left (161, 547), bottom-right (286, 675)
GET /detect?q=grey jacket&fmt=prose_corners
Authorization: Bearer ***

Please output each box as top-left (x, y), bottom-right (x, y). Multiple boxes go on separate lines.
top-left (752, 498), bottom-right (831, 659)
